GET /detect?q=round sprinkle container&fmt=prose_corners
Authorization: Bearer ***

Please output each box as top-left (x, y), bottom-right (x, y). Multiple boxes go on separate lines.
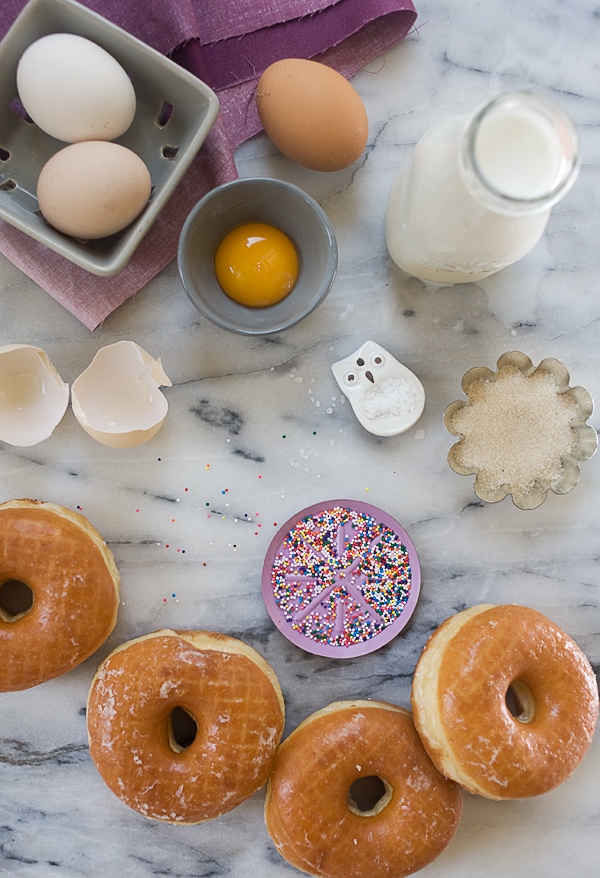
top-left (261, 500), bottom-right (420, 658)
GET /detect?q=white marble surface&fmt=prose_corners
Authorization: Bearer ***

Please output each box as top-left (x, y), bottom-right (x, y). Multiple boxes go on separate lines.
top-left (1, 0), bottom-right (600, 875)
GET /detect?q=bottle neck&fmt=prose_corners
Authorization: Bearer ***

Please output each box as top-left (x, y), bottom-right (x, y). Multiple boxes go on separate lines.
top-left (459, 91), bottom-right (580, 216)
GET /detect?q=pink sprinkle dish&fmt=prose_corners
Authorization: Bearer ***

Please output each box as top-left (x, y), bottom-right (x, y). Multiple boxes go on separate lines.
top-left (261, 499), bottom-right (420, 658)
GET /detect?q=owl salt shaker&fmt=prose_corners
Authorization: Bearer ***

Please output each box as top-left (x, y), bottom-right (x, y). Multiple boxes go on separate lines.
top-left (331, 340), bottom-right (425, 436)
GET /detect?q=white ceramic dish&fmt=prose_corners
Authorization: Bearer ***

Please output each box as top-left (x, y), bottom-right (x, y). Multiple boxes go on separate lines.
top-left (332, 340), bottom-right (426, 436)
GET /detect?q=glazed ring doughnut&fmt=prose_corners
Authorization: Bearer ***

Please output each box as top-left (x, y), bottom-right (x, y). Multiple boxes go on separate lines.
top-left (0, 498), bottom-right (120, 691)
top-left (411, 603), bottom-right (599, 799)
top-left (264, 700), bottom-right (462, 878)
top-left (87, 629), bottom-right (285, 823)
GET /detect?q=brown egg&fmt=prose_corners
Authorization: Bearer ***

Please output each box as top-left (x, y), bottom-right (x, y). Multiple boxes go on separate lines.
top-left (37, 141), bottom-right (151, 239)
top-left (256, 58), bottom-right (368, 172)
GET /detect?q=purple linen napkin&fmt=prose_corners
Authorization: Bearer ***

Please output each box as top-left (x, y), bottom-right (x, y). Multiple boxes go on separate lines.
top-left (0, 0), bottom-right (417, 330)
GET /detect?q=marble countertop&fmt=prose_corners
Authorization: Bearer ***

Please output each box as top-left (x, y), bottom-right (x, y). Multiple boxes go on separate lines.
top-left (1, 0), bottom-right (600, 875)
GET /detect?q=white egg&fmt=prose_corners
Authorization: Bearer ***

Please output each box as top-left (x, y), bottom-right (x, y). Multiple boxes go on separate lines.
top-left (71, 341), bottom-right (171, 448)
top-left (17, 33), bottom-right (136, 143)
top-left (0, 344), bottom-right (69, 446)
top-left (37, 141), bottom-right (152, 239)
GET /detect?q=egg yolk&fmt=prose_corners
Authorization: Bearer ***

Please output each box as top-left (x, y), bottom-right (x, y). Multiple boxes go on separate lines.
top-left (214, 222), bottom-right (299, 308)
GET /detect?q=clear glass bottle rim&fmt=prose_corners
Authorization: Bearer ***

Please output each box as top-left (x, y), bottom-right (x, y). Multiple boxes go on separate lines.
top-left (460, 91), bottom-right (581, 214)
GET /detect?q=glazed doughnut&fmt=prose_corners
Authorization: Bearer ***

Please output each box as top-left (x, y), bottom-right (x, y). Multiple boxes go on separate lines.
top-left (264, 700), bottom-right (462, 878)
top-left (87, 629), bottom-right (285, 823)
top-left (0, 498), bottom-right (120, 691)
top-left (411, 603), bottom-right (599, 799)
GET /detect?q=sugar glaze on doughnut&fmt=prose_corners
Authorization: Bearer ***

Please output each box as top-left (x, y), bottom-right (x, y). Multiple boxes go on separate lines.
top-left (411, 604), bottom-right (599, 799)
top-left (87, 629), bottom-right (285, 823)
top-left (0, 498), bottom-right (120, 691)
top-left (265, 700), bottom-right (462, 878)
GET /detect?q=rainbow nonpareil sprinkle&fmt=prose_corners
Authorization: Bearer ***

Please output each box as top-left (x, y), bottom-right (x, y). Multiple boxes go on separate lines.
top-left (270, 505), bottom-right (413, 649)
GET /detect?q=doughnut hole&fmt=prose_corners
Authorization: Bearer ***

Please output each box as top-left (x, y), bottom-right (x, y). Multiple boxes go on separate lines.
top-left (169, 705), bottom-right (198, 752)
top-left (506, 679), bottom-right (535, 724)
top-left (347, 775), bottom-right (393, 817)
top-left (0, 578), bottom-right (34, 622)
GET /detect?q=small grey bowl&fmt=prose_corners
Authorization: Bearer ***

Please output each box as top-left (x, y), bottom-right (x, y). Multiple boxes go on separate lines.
top-left (177, 177), bottom-right (338, 336)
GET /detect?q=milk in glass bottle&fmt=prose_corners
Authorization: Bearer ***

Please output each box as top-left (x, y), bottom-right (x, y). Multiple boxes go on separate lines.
top-left (385, 92), bottom-right (580, 284)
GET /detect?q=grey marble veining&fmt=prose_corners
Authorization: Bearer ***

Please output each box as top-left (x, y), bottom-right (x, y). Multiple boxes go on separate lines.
top-left (1, 0), bottom-right (600, 875)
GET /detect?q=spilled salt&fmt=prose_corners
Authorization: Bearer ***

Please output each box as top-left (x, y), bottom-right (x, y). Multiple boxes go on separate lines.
top-left (450, 365), bottom-right (577, 494)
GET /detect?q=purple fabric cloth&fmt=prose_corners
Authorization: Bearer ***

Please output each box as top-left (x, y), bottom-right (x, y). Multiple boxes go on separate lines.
top-left (196, 0), bottom-right (415, 91)
top-left (0, 0), bottom-right (417, 330)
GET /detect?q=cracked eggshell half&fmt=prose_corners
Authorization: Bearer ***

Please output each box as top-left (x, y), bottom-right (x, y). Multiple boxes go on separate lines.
top-left (71, 341), bottom-right (171, 448)
top-left (0, 344), bottom-right (69, 446)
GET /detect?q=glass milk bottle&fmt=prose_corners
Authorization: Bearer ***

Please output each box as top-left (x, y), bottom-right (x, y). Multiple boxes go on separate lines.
top-left (385, 92), bottom-right (580, 284)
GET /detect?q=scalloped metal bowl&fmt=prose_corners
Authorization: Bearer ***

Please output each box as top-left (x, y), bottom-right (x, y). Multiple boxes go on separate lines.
top-left (444, 351), bottom-right (598, 510)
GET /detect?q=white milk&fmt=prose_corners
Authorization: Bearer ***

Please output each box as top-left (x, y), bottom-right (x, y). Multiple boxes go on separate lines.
top-left (385, 93), bottom-right (579, 284)
top-left (474, 106), bottom-right (566, 200)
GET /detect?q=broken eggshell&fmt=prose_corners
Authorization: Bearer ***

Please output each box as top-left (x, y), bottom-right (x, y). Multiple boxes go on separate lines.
top-left (0, 343), bottom-right (69, 446)
top-left (332, 340), bottom-right (425, 437)
top-left (71, 341), bottom-right (171, 448)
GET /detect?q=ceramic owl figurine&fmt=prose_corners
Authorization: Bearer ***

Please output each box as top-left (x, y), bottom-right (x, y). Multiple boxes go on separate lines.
top-left (331, 340), bottom-right (425, 436)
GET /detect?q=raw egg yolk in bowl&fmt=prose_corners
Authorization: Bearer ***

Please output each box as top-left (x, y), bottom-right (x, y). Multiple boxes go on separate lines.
top-left (214, 222), bottom-right (299, 308)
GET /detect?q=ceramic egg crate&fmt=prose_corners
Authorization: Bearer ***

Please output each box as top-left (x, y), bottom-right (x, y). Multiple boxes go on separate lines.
top-left (0, 0), bottom-right (219, 275)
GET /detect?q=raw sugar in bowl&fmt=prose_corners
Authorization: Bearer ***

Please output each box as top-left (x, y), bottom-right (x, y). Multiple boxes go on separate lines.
top-left (177, 178), bottom-right (338, 335)
top-left (262, 500), bottom-right (420, 658)
top-left (444, 351), bottom-right (598, 510)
